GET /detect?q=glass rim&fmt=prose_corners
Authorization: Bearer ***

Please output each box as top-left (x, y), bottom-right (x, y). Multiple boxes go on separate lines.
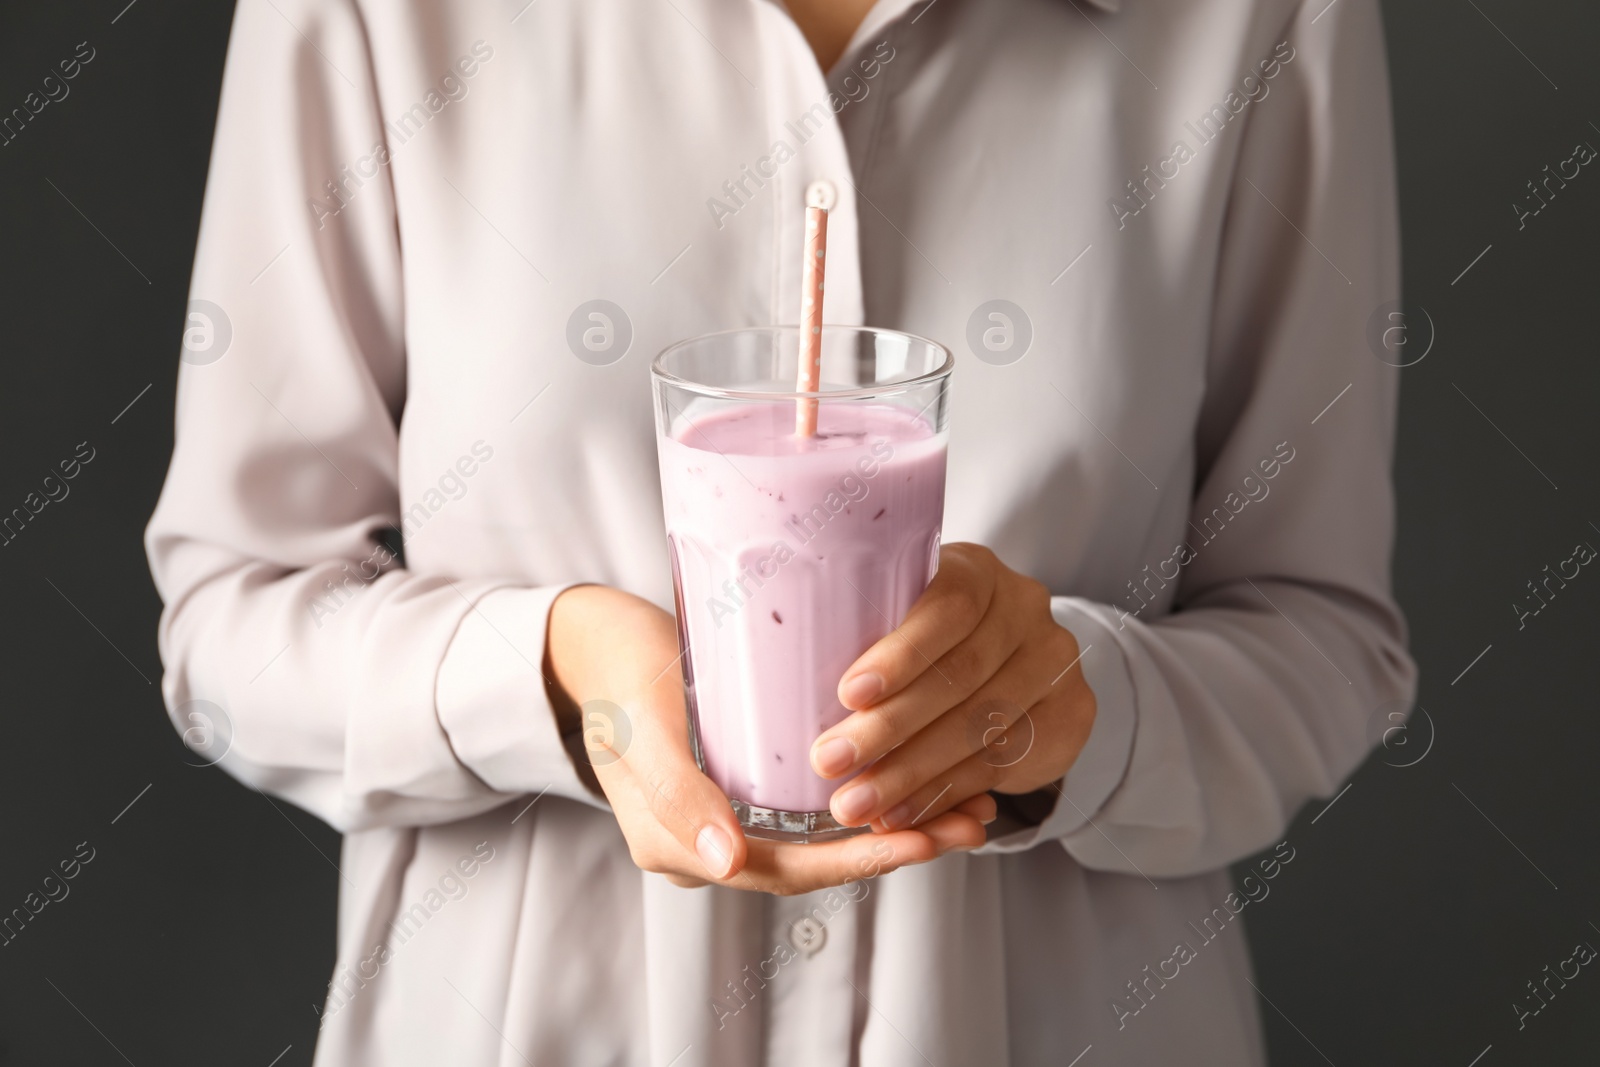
top-left (650, 323), bottom-right (955, 402)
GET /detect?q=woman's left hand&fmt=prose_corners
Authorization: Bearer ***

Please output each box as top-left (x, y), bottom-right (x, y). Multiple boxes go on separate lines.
top-left (810, 542), bottom-right (1098, 833)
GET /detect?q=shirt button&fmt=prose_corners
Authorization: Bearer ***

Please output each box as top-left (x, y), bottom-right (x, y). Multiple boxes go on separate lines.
top-left (805, 179), bottom-right (838, 211)
top-left (788, 915), bottom-right (826, 957)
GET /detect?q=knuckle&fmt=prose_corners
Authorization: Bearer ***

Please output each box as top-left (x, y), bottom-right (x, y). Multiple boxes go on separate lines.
top-left (942, 541), bottom-right (977, 565)
top-left (967, 738), bottom-right (1010, 784)
top-left (952, 582), bottom-right (989, 628)
top-left (1043, 620), bottom-right (1068, 655)
top-left (854, 721), bottom-right (900, 762)
top-left (865, 764), bottom-right (915, 808)
top-left (960, 702), bottom-right (993, 757)
top-left (1002, 568), bottom-right (1046, 610)
top-left (1024, 576), bottom-right (1053, 613)
top-left (1048, 624), bottom-right (1081, 667)
top-left (644, 775), bottom-right (690, 828)
top-left (977, 757), bottom-right (1007, 791)
top-left (892, 769), bottom-right (931, 806)
top-left (952, 542), bottom-right (996, 568)
top-left (626, 841), bottom-right (667, 874)
top-left (940, 640), bottom-right (988, 689)
top-left (849, 703), bottom-right (905, 754)
top-left (964, 698), bottom-right (1013, 757)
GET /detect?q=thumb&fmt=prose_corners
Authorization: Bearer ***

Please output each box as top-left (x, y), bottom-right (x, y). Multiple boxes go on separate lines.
top-left (608, 695), bottom-right (749, 881)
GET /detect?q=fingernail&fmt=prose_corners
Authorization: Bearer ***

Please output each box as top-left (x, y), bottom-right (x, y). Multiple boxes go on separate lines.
top-left (942, 843), bottom-right (978, 855)
top-left (812, 737), bottom-right (857, 777)
top-left (834, 783), bottom-right (878, 825)
top-left (879, 801), bottom-right (913, 830)
top-left (839, 672), bottom-right (884, 709)
top-left (695, 825), bottom-right (733, 878)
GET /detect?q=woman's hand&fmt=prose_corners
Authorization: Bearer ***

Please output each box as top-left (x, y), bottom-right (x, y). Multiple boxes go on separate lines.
top-left (809, 543), bottom-right (1097, 834)
top-left (545, 584), bottom-right (993, 895)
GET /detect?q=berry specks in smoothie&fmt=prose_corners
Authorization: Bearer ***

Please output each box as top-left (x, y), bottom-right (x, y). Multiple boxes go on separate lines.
top-left (814, 430), bottom-right (869, 446)
top-left (772, 610), bottom-right (783, 624)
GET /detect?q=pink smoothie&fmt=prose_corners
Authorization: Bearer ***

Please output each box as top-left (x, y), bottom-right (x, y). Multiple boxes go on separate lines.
top-left (658, 401), bottom-right (947, 815)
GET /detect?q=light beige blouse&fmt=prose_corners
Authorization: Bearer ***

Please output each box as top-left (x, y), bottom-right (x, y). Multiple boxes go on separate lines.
top-left (146, 0), bottom-right (1415, 1062)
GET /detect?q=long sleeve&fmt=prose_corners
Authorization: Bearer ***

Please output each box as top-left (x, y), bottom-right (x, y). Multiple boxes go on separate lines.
top-left (145, 0), bottom-right (595, 833)
top-left (990, 0), bottom-right (1417, 873)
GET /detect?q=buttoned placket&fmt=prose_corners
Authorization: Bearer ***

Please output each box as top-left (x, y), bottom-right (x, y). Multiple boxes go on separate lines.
top-left (753, 0), bottom-right (868, 331)
top-left (760, 884), bottom-right (866, 1066)
top-left (741, 5), bottom-right (917, 1064)
top-left (750, 0), bottom-right (933, 332)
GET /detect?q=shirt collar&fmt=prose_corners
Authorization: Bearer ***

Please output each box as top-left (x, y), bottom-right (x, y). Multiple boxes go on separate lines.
top-left (842, 0), bottom-right (1122, 71)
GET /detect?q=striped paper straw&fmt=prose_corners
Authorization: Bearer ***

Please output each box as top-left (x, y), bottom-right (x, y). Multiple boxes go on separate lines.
top-left (795, 205), bottom-right (828, 437)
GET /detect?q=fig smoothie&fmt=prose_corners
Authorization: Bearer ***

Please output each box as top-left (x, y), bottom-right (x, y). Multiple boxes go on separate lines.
top-left (658, 400), bottom-right (947, 822)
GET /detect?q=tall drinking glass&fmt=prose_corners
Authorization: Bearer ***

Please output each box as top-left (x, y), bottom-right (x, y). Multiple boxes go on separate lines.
top-left (651, 326), bottom-right (953, 842)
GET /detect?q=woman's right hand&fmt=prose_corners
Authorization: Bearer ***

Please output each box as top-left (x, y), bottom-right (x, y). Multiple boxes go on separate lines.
top-left (546, 584), bottom-right (992, 894)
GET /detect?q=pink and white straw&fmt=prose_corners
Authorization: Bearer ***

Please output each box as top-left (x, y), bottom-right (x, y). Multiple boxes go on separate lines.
top-left (795, 205), bottom-right (829, 437)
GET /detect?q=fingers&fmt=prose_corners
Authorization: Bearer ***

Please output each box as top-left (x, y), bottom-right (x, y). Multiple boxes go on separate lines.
top-left (827, 632), bottom-right (1066, 827)
top-left (659, 814), bottom-right (989, 894)
top-left (641, 769), bottom-right (748, 881)
top-left (909, 809), bottom-right (987, 854)
top-left (647, 802), bottom-right (993, 895)
top-left (606, 689), bottom-right (990, 890)
top-left (812, 599), bottom-right (1030, 779)
top-left (834, 543), bottom-right (1000, 712)
top-left (873, 671), bottom-right (1095, 833)
top-left (816, 545), bottom-right (1049, 781)
top-left (875, 721), bottom-right (1036, 833)
top-left (744, 827), bottom-right (932, 893)
top-left (735, 812), bottom-right (986, 895)
top-left (599, 699), bottom-right (750, 881)
top-left (952, 792), bottom-right (997, 825)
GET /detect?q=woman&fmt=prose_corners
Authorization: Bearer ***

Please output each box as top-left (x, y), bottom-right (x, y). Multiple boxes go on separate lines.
top-left (147, 0), bottom-right (1414, 1062)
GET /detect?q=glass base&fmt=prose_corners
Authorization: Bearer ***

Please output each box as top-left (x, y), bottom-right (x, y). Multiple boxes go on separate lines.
top-left (732, 799), bottom-right (868, 843)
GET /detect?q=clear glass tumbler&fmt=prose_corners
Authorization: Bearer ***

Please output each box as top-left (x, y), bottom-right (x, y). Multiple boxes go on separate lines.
top-left (651, 325), bottom-right (953, 842)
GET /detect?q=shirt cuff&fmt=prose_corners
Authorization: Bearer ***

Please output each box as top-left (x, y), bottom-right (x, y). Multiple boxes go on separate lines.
top-left (979, 596), bottom-right (1137, 853)
top-left (435, 584), bottom-right (607, 811)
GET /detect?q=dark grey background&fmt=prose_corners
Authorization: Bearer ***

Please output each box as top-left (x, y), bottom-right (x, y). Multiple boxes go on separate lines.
top-left (0, 1), bottom-right (1594, 1064)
